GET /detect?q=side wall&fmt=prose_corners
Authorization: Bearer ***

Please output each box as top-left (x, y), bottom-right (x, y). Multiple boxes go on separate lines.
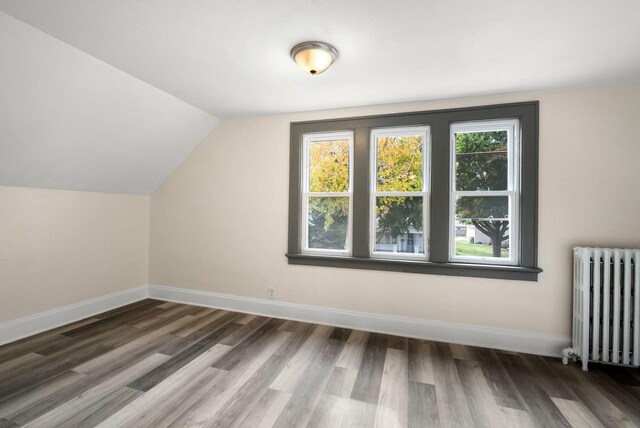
top-left (149, 85), bottom-right (640, 337)
top-left (0, 186), bottom-right (149, 320)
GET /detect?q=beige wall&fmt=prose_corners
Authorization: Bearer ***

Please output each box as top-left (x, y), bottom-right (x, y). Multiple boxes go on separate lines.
top-left (149, 85), bottom-right (640, 337)
top-left (0, 186), bottom-right (149, 320)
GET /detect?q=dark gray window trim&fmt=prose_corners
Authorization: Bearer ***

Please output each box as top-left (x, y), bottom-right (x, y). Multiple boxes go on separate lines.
top-left (287, 101), bottom-right (541, 281)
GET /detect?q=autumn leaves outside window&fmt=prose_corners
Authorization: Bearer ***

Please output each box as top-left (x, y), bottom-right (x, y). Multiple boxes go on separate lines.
top-left (302, 132), bottom-right (353, 254)
top-left (371, 127), bottom-right (429, 259)
top-left (301, 120), bottom-right (521, 266)
top-left (291, 103), bottom-right (539, 278)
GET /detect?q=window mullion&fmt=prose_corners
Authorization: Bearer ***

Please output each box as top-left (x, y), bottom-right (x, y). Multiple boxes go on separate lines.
top-left (351, 127), bottom-right (371, 258)
top-left (429, 119), bottom-right (451, 263)
top-left (306, 191), bottom-right (351, 197)
top-left (453, 190), bottom-right (513, 197)
top-left (373, 191), bottom-right (425, 197)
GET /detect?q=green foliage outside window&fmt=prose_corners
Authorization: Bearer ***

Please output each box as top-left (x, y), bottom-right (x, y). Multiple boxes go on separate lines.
top-left (375, 136), bottom-right (424, 243)
top-left (307, 136), bottom-right (426, 250)
top-left (306, 132), bottom-right (511, 256)
top-left (455, 131), bottom-right (510, 257)
top-left (308, 140), bottom-right (350, 249)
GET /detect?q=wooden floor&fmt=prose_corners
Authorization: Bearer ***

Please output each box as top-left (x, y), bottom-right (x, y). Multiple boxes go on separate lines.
top-left (0, 300), bottom-right (639, 427)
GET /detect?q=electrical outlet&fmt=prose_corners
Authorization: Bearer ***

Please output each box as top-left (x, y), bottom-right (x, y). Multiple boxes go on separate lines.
top-left (267, 287), bottom-right (275, 300)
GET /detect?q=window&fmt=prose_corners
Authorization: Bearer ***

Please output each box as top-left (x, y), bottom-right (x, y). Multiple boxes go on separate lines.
top-left (301, 132), bottom-right (353, 255)
top-left (371, 127), bottom-right (430, 259)
top-left (450, 120), bottom-right (519, 265)
top-left (287, 102), bottom-right (541, 281)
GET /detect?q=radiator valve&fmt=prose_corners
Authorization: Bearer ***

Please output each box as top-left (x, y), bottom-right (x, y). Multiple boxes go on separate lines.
top-left (561, 347), bottom-right (576, 365)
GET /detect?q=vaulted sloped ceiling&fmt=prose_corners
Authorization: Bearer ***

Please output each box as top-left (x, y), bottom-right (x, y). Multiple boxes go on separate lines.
top-left (1, 1), bottom-right (639, 194)
top-left (0, 11), bottom-right (218, 195)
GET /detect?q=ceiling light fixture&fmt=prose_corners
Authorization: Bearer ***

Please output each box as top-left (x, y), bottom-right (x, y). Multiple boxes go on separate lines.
top-left (290, 41), bottom-right (338, 75)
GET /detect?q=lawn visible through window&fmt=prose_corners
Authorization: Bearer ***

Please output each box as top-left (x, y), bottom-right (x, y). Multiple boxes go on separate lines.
top-left (450, 121), bottom-right (518, 264)
top-left (290, 103), bottom-right (539, 279)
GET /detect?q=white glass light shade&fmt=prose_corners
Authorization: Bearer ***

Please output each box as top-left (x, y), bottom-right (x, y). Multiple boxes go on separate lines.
top-left (291, 42), bottom-right (338, 75)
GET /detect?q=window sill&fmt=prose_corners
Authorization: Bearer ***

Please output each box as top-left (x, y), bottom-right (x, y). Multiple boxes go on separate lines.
top-left (285, 253), bottom-right (542, 281)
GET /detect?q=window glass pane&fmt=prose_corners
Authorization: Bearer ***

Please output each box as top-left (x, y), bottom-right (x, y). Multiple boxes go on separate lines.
top-left (308, 197), bottom-right (349, 250)
top-left (309, 139), bottom-right (349, 192)
top-left (374, 196), bottom-right (424, 254)
top-left (376, 135), bottom-right (423, 191)
top-left (454, 221), bottom-right (510, 259)
top-left (455, 195), bottom-right (510, 259)
top-left (455, 195), bottom-right (508, 220)
top-left (455, 130), bottom-right (508, 191)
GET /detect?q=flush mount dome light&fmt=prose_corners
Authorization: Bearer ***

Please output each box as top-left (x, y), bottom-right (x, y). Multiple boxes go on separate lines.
top-left (290, 41), bottom-right (338, 75)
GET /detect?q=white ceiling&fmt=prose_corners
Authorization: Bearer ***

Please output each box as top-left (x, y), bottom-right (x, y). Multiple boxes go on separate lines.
top-left (0, 12), bottom-right (217, 195)
top-left (1, 0), bottom-right (639, 119)
top-left (1, 1), bottom-right (639, 194)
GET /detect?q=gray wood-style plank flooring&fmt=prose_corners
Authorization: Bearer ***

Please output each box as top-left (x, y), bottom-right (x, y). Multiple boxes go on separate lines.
top-left (0, 299), bottom-right (638, 427)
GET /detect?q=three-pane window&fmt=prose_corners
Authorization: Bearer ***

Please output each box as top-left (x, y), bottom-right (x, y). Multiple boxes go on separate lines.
top-left (302, 124), bottom-right (520, 262)
top-left (288, 102), bottom-right (540, 280)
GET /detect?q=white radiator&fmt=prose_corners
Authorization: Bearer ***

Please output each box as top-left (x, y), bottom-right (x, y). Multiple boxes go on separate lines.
top-left (563, 247), bottom-right (640, 371)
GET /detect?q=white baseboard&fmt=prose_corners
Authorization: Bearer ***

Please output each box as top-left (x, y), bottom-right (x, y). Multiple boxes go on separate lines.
top-left (148, 284), bottom-right (569, 357)
top-left (0, 286), bottom-right (148, 346)
top-left (0, 283), bottom-right (569, 357)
